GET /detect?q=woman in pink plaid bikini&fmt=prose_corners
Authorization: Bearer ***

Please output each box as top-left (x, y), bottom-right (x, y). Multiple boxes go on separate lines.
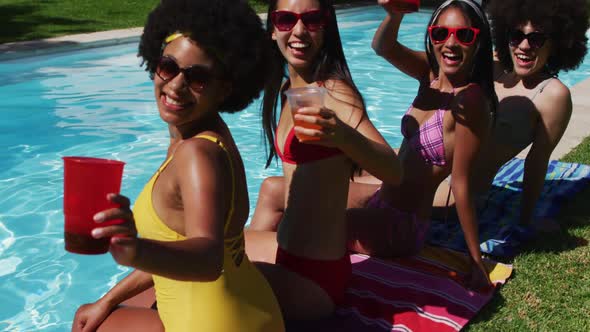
top-left (353, 0), bottom-right (497, 291)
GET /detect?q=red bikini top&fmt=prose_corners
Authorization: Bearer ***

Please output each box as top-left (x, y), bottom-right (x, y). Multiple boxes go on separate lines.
top-left (274, 127), bottom-right (343, 164)
top-left (274, 81), bottom-right (343, 165)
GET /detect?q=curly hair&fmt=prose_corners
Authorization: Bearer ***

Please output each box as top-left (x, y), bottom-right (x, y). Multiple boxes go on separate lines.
top-left (487, 0), bottom-right (589, 76)
top-left (137, 0), bottom-right (273, 113)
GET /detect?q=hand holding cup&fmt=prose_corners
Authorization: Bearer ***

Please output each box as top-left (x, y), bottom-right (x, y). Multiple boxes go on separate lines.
top-left (91, 193), bottom-right (140, 266)
top-left (293, 107), bottom-right (350, 148)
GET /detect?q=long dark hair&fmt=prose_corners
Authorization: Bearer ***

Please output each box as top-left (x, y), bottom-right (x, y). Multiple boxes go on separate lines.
top-left (262, 0), bottom-right (366, 167)
top-left (424, 0), bottom-right (498, 116)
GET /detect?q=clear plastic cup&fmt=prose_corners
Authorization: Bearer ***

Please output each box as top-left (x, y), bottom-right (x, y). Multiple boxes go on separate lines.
top-left (284, 86), bottom-right (327, 142)
top-left (62, 156), bottom-right (125, 254)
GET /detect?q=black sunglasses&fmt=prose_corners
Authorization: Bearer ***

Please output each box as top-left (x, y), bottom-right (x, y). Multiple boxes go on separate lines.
top-left (508, 30), bottom-right (548, 49)
top-left (270, 10), bottom-right (327, 32)
top-left (155, 56), bottom-right (216, 92)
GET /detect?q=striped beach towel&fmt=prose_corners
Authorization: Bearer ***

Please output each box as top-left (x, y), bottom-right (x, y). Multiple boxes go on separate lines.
top-left (427, 159), bottom-right (590, 256)
top-left (287, 246), bottom-right (513, 332)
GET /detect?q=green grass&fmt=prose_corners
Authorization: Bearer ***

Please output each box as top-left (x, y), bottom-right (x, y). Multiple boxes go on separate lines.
top-left (562, 136), bottom-right (590, 164)
top-left (0, 0), bottom-right (160, 43)
top-left (466, 187), bottom-right (590, 331)
top-left (0, 0), bottom-right (445, 44)
top-left (1, 0), bottom-right (589, 329)
top-left (466, 139), bottom-right (590, 331)
top-left (0, 0), bottom-right (418, 44)
top-left (0, 0), bottom-right (278, 44)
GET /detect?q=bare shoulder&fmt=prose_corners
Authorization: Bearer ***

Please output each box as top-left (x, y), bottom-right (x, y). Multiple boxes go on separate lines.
top-left (536, 79), bottom-right (572, 118)
top-left (457, 82), bottom-right (484, 98)
top-left (174, 133), bottom-right (227, 166)
top-left (322, 79), bottom-right (364, 125)
top-left (322, 79), bottom-right (363, 110)
top-left (454, 83), bottom-right (488, 115)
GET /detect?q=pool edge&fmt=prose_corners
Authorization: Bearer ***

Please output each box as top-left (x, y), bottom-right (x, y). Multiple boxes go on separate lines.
top-left (0, 2), bottom-right (398, 61)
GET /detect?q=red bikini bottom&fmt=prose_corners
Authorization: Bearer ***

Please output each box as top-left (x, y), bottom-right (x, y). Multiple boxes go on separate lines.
top-left (276, 247), bottom-right (352, 305)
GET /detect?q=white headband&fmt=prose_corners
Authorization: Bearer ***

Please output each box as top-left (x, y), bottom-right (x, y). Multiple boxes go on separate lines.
top-left (426, 0), bottom-right (489, 68)
top-left (431, 0), bottom-right (486, 25)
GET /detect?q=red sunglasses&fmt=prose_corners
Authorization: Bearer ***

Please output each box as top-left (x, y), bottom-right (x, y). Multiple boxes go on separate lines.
top-left (270, 10), bottom-right (328, 32)
top-left (428, 26), bottom-right (480, 46)
top-left (156, 56), bottom-right (216, 92)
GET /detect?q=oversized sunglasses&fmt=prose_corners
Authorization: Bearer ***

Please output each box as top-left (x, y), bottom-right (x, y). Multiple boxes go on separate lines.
top-left (270, 10), bottom-right (327, 32)
top-left (508, 30), bottom-right (548, 49)
top-left (428, 26), bottom-right (480, 46)
top-left (156, 56), bottom-right (215, 92)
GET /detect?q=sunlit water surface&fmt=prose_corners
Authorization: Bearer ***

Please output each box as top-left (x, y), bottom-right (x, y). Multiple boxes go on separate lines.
top-left (1, 6), bottom-right (589, 331)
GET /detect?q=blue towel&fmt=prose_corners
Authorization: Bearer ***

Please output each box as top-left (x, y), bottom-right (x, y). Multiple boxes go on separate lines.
top-left (427, 158), bottom-right (590, 257)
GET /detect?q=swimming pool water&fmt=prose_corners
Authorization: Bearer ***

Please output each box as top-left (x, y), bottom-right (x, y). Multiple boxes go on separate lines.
top-left (1, 5), bottom-right (590, 331)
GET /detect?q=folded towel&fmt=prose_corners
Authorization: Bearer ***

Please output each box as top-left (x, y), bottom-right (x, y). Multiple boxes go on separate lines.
top-left (427, 159), bottom-right (590, 256)
top-left (287, 246), bottom-right (513, 331)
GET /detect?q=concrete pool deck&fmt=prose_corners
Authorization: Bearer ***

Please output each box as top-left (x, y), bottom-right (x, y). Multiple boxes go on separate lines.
top-left (1, 11), bottom-right (588, 161)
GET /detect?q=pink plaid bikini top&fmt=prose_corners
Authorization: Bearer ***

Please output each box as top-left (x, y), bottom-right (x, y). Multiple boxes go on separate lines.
top-left (401, 79), bottom-right (455, 167)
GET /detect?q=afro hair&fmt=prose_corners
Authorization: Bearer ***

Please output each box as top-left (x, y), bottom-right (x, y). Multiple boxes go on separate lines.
top-left (138, 0), bottom-right (274, 113)
top-left (487, 0), bottom-right (589, 75)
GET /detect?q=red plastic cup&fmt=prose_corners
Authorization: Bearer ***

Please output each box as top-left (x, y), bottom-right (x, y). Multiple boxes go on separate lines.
top-left (388, 0), bottom-right (420, 13)
top-left (62, 156), bottom-right (125, 255)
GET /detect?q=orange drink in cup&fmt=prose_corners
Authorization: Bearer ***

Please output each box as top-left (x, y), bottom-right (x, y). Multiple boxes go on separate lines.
top-left (285, 86), bottom-right (327, 142)
top-left (62, 156), bottom-right (125, 254)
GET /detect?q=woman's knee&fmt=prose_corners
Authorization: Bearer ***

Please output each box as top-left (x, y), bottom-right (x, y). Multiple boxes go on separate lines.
top-left (259, 176), bottom-right (285, 201)
top-left (347, 209), bottom-right (422, 257)
top-left (250, 177), bottom-right (286, 231)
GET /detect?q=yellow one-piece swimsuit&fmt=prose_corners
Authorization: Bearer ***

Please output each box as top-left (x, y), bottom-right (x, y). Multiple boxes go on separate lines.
top-left (133, 135), bottom-right (285, 332)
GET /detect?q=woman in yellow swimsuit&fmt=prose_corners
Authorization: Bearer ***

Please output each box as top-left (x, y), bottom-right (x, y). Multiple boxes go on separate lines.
top-left (71, 0), bottom-right (284, 331)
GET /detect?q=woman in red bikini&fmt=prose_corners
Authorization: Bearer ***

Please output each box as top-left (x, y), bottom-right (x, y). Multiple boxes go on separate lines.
top-left (245, 0), bottom-right (402, 321)
top-left (249, 0), bottom-right (497, 292)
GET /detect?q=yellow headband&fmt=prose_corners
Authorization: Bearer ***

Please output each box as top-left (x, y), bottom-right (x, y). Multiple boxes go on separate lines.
top-left (164, 32), bottom-right (185, 44)
top-left (161, 32), bottom-right (227, 74)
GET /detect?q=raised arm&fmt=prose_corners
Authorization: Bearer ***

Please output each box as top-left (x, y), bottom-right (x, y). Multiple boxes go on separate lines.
top-left (521, 80), bottom-right (572, 226)
top-left (372, 1), bottom-right (430, 80)
top-left (450, 85), bottom-right (492, 290)
top-left (93, 138), bottom-right (231, 282)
